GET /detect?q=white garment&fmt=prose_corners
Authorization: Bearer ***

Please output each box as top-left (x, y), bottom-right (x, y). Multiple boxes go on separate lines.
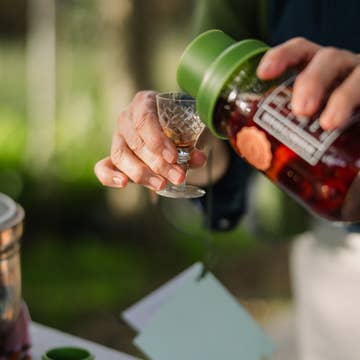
top-left (291, 221), bottom-right (360, 360)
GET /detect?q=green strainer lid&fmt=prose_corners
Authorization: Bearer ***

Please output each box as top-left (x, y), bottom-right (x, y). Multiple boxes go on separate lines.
top-left (177, 30), bottom-right (269, 138)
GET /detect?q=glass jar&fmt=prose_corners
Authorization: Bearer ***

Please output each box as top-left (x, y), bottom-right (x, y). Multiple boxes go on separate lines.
top-left (0, 193), bottom-right (30, 358)
top-left (177, 30), bottom-right (360, 222)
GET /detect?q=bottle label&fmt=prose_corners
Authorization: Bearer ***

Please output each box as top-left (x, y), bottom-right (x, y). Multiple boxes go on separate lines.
top-left (253, 77), bottom-right (341, 165)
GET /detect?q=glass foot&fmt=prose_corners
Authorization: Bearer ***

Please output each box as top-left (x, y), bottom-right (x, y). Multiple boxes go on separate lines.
top-left (157, 184), bottom-right (205, 199)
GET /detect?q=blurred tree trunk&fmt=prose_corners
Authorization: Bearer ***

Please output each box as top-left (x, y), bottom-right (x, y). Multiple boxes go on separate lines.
top-left (26, 0), bottom-right (56, 173)
top-left (97, 0), bottom-right (181, 212)
top-left (97, 0), bottom-right (135, 133)
top-left (127, 0), bottom-right (155, 90)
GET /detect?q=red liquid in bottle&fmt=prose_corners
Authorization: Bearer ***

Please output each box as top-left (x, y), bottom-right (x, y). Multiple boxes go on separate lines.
top-left (215, 94), bottom-right (360, 222)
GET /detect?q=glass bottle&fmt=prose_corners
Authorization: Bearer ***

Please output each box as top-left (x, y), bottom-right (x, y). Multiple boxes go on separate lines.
top-left (0, 193), bottom-right (31, 358)
top-left (177, 30), bottom-right (360, 222)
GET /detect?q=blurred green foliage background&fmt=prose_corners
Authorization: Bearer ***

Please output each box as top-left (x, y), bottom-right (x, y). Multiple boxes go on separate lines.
top-left (0, 0), bottom-right (308, 353)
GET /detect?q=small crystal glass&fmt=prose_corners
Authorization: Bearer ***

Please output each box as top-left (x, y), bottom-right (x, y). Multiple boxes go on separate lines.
top-left (156, 92), bottom-right (206, 198)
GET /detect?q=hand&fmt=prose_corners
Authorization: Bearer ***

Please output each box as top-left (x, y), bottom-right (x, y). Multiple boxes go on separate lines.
top-left (257, 37), bottom-right (360, 130)
top-left (94, 91), bottom-right (207, 190)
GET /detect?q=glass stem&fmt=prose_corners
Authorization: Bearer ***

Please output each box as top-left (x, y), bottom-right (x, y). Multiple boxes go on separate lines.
top-left (176, 147), bottom-right (191, 190)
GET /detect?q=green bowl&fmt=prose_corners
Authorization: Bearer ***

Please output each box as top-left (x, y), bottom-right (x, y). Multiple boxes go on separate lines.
top-left (42, 347), bottom-right (94, 360)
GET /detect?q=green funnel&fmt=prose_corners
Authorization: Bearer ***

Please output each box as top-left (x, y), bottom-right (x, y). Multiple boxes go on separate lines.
top-left (177, 30), bottom-right (269, 137)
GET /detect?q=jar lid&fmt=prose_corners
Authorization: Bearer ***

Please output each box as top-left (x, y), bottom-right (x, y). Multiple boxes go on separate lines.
top-left (177, 30), bottom-right (269, 137)
top-left (0, 194), bottom-right (24, 232)
top-left (42, 347), bottom-right (94, 360)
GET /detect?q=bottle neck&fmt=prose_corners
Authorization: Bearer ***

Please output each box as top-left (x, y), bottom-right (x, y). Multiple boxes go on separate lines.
top-left (214, 54), bottom-right (289, 138)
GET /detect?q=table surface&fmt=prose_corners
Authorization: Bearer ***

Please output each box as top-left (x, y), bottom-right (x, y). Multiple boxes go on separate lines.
top-left (30, 322), bottom-right (141, 360)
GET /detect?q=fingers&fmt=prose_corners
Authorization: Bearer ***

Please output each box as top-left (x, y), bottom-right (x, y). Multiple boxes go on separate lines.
top-left (320, 64), bottom-right (360, 130)
top-left (94, 157), bottom-right (128, 188)
top-left (110, 133), bottom-right (168, 190)
top-left (257, 38), bottom-right (360, 130)
top-left (291, 48), bottom-right (358, 116)
top-left (124, 110), bottom-right (181, 177)
top-left (257, 37), bottom-right (321, 80)
top-left (129, 91), bottom-right (178, 162)
top-left (96, 90), bottom-right (207, 191)
top-left (117, 92), bottom-right (185, 183)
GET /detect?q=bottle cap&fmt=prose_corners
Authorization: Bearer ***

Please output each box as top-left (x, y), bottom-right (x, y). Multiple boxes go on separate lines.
top-left (177, 30), bottom-right (269, 137)
top-left (42, 347), bottom-right (94, 360)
